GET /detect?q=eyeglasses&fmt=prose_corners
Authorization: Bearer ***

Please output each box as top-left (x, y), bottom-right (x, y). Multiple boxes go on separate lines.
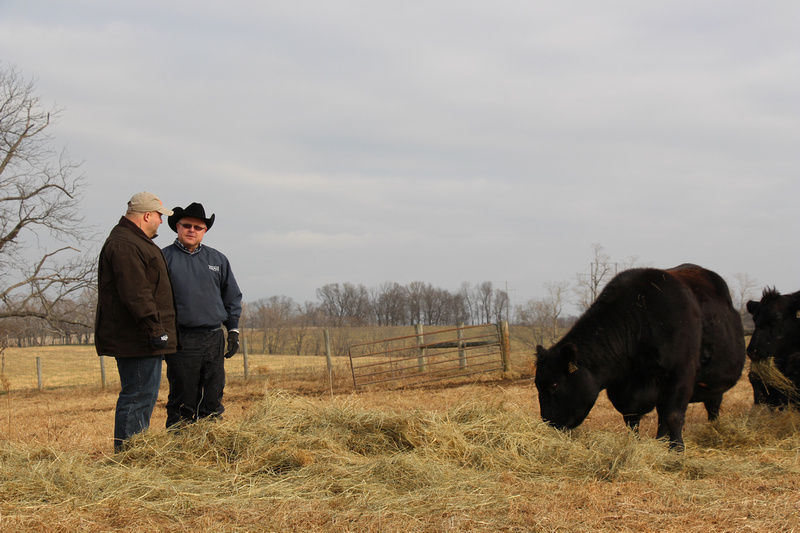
top-left (178, 223), bottom-right (207, 231)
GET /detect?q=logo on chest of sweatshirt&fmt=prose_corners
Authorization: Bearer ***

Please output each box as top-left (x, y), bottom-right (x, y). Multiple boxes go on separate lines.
top-left (208, 264), bottom-right (220, 272)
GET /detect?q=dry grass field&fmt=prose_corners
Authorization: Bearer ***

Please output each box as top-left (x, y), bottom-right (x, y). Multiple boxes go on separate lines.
top-left (1, 345), bottom-right (799, 532)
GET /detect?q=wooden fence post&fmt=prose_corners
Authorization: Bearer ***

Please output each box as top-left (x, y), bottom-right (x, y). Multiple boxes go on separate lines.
top-left (100, 356), bottom-right (107, 389)
top-left (242, 336), bottom-right (250, 381)
top-left (415, 324), bottom-right (427, 373)
top-left (499, 321), bottom-right (510, 373)
top-left (324, 329), bottom-right (333, 394)
top-left (36, 356), bottom-right (43, 391)
top-left (457, 321), bottom-right (466, 368)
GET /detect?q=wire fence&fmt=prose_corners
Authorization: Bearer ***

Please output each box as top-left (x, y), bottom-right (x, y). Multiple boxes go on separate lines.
top-left (348, 323), bottom-right (510, 390)
top-left (0, 346), bottom-right (348, 393)
top-left (1, 324), bottom-right (531, 394)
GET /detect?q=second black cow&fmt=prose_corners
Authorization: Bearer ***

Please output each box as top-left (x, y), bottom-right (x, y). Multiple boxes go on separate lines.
top-left (746, 288), bottom-right (800, 407)
top-left (535, 264), bottom-right (745, 450)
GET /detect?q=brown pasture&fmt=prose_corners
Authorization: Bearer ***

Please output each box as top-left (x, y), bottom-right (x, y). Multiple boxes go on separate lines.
top-left (1, 344), bottom-right (799, 532)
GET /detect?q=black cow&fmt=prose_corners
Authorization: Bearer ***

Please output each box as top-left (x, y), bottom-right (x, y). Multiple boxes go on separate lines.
top-left (535, 264), bottom-right (745, 450)
top-left (746, 288), bottom-right (800, 407)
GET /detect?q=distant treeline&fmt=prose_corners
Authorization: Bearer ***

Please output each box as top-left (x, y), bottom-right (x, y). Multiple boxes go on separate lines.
top-left (0, 281), bottom-right (510, 349)
top-left (246, 281), bottom-right (511, 330)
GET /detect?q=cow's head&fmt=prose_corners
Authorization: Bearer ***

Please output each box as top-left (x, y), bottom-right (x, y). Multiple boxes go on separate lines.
top-left (534, 342), bottom-right (600, 430)
top-left (746, 288), bottom-right (800, 362)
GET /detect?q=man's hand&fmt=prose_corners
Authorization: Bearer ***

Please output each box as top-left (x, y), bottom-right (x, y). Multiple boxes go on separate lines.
top-left (225, 330), bottom-right (239, 358)
top-left (150, 334), bottom-right (169, 350)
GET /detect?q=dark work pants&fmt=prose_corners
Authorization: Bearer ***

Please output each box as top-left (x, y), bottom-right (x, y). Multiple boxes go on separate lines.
top-left (165, 328), bottom-right (226, 428)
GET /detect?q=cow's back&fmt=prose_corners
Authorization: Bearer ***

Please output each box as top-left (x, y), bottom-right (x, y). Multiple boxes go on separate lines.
top-left (667, 264), bottom-right (746, 398)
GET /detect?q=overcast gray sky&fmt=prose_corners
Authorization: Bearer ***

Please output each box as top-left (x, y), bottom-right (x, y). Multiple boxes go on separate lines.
top-left (1, 1), bottom-right (797, 314)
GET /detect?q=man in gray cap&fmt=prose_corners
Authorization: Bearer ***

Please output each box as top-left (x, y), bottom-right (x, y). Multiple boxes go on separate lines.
top-left (95, 191), bottom-right (178, 452)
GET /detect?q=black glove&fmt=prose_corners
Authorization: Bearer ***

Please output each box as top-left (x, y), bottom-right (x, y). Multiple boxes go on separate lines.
top-left (225, 330), bottom-right (239, 359)
top-left (150, 334), bottom-right (169, 350)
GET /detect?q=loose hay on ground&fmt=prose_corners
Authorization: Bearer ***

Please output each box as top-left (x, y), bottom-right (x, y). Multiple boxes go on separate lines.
top-left (2, 388), bottom-right (800, 532)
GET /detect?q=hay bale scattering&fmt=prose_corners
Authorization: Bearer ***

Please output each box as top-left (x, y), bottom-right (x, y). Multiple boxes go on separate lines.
top-left (1, 390), bottom-right (800, 531)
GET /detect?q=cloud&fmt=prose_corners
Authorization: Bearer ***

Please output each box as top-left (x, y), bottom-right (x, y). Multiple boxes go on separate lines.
top-left (0, 0), bottom-right (797, 313)
top-left (254, 229), bottom-right (384, 250)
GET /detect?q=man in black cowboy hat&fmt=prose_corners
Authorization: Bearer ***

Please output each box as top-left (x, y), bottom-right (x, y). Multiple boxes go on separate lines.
top-left (161, 202), bottom-right (243, 428)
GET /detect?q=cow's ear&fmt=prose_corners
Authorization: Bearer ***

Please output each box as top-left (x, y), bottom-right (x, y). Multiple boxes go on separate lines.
top-left (746, 300), bottom-right (759, 315)
top-left (563, 343), bottom-right (579, 373)
top-left (535, 345), bottom-right (547, 359)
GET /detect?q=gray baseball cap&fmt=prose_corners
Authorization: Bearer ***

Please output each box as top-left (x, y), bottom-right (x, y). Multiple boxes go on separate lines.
top-left (127, 192), bottom-right (173, 215)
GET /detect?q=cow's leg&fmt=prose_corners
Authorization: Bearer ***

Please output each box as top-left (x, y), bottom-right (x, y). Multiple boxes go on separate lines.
top-left (703, 395), bottom-right (722, 421)
top-left (656, 375), bottom-right (693, 451)
top-left (656, 408), bottom-right (686, 451)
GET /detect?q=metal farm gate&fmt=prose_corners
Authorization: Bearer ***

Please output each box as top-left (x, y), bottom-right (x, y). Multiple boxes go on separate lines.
top-left (348, 322), bottom-right (510, 391)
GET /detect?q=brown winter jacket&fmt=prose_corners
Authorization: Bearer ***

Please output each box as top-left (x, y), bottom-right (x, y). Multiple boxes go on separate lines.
top-left (95, 216), bottom-right (178, 358)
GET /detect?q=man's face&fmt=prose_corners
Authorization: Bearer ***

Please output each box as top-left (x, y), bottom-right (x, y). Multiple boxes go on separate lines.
top-left (176, 216), bottom-right (207, 250)
top-left (143, 211), bottom-right (163, 238)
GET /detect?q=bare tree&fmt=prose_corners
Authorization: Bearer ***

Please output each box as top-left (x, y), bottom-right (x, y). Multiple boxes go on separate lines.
top-left (573, 243), bottom-right (615, 311)
top-left (515, 299), bottom-right (551, 349)
top-left (491, 288), bottom-right (509, 323)
top-left (515, 281), bottom-right (569, 349)
top-left (405, 281), bottom-right (428, 325)
top-left (249, 296), bottom-right (296, 354)
top-left (572, 244), bottom-right (642, 312)
top-left (730, 273), bottom-right (759, 315)
top-left (418, 285), bottom-right (450, 326)
top-left (474, 281), bottom-right (495, 324)
top-left (543, 281), bottom-right (569, 333)
top-left (443, 290), bottom-right (470, 325)
top-left (730, 272), bottom-right (759, 330)
top-left (316, 282), bottom-right (371, 326)
top-left (287, 301), bottom-right (320, 355)
top-left (370, 281), bottom-right (407, 326)
top-left (458, 282), bottom-right (476, 325)
top-left (0, 65), bottom-right (95, 330)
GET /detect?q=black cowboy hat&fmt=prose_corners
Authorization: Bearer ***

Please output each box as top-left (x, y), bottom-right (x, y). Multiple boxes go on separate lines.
top-left (168, 202), bottom-right (215, 232)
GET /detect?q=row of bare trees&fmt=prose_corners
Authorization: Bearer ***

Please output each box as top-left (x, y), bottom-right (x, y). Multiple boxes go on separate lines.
top-left (316, 281), bottom-right (509, 327)
top-left (1, 302), bottom-right (94, 348)
top-left (243, 281), bottom-right (510, 355)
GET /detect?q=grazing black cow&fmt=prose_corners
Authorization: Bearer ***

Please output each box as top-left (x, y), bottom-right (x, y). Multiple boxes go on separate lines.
top-left (746, 288), bottom-right (800, 407)
top-left (535, 264), bottom-right (745, 450)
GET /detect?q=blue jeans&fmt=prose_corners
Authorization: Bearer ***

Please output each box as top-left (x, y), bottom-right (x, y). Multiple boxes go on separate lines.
top-left (114, 356), bottom-right (162, 452)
